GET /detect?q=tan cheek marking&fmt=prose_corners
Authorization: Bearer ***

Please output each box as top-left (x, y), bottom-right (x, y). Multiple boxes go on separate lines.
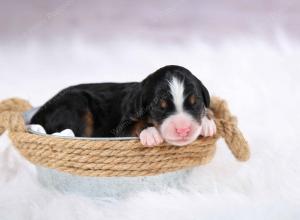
top-left (132, 118), bottom-right (161, 137)
top-left (84, 111), bottom-right (94, 137)
top-left (148, 118), bottom-right (160, 130)
top-left (131, 120), bottom-right (147, 137)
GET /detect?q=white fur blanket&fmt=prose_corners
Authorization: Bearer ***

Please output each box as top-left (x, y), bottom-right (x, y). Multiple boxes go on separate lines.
top-left (0, 37), bottom-right (299, 220)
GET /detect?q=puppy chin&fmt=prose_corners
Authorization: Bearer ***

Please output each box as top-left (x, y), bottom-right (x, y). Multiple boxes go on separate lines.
top-left (164, 128), bottom-right (201, 146)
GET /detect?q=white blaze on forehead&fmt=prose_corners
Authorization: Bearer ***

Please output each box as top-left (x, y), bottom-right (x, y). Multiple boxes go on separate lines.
top-left (168, 77), bottom-right (185, 112)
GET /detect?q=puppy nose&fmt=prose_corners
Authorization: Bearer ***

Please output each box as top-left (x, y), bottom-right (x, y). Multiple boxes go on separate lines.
top-left (176, 127), bottom-right (191, 137)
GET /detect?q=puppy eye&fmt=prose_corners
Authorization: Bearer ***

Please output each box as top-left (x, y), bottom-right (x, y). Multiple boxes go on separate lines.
top-left (188, 95), bottom-right (197, 105)
top-left (159, 99), bottom-right (168, 109)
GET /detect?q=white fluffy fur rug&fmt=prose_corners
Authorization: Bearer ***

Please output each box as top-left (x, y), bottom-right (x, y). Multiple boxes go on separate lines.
top-left (0, 35), bottom-right (300, 219)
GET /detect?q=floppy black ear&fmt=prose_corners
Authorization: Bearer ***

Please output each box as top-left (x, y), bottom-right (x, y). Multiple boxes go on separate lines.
top-left (201, 83), bottom-right (210, 108)
top-left (196, 80), bottom-right (210, 108)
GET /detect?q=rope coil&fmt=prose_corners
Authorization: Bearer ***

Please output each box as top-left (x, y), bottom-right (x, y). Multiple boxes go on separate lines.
top-left (0, 97), bottom-right (250, 177)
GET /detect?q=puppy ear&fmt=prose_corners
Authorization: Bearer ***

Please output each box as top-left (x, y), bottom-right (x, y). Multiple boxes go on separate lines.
top-left (195, 79), bottom-right (210, 108)
top-left (200, 83), bottom-right (210, 108)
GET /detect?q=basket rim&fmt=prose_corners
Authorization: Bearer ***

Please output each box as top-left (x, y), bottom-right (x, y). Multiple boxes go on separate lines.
top-left (22, 127), bottom-right (218, 148)
top-left (0, 96), bottom-right (250, 177)
top-left (27, 126), bottom-right (140, 141)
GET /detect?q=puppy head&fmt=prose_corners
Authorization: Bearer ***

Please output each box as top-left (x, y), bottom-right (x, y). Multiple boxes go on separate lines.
top-left (138, 65), bottom-right (210, 146)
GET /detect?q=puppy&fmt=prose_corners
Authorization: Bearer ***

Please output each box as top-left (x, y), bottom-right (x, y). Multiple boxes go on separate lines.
top-left (31, 65), bottom-right (216, 146)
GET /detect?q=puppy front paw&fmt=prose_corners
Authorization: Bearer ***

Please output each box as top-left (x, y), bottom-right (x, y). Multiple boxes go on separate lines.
top-left (139, 127), bottom-right (164, 147)
top-left (200, 116), bottom-right (217, 137)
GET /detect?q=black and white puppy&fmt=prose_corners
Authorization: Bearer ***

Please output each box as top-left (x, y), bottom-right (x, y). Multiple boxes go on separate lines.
top-left (31, 65), bottom-right (216, 146)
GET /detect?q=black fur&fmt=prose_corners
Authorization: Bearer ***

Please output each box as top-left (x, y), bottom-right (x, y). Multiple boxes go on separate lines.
top-left (31, 65), bottom-right (210, 137)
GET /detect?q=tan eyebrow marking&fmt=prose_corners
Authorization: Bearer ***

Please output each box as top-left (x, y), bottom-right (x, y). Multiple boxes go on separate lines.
top-left (160, 99), bottom-right (167, 109)
top-left (189, 94), bottom-right (196, 105)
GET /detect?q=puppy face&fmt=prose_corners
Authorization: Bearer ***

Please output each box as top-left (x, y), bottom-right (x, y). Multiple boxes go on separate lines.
top-left (138, 65), bottom-right (210, 146)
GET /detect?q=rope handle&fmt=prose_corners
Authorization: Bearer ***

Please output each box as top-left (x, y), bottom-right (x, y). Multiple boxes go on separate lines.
top-left (210, 97), bottom-right (250, 161)
top-left (0, 97), bottom-right (250, 161)
top-left (0, 98), bottom-right (31, 135)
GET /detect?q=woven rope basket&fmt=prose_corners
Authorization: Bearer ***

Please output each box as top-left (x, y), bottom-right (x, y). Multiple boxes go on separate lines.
top-left (0, 97), bottom-right (250, 177)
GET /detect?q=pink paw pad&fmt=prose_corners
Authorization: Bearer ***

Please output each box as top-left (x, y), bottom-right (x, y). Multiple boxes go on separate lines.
top-left (200, 117), bottom-right (217, 137)
top-left (139, 127), bottom-right (164, 147)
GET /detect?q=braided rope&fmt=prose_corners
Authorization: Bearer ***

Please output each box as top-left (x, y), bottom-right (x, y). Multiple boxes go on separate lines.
top-left (0, 97), bottom-right (250, 177)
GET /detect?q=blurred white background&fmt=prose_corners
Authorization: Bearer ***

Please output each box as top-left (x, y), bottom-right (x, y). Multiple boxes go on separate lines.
top-left (0, 1), bottom-right (300, 219)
